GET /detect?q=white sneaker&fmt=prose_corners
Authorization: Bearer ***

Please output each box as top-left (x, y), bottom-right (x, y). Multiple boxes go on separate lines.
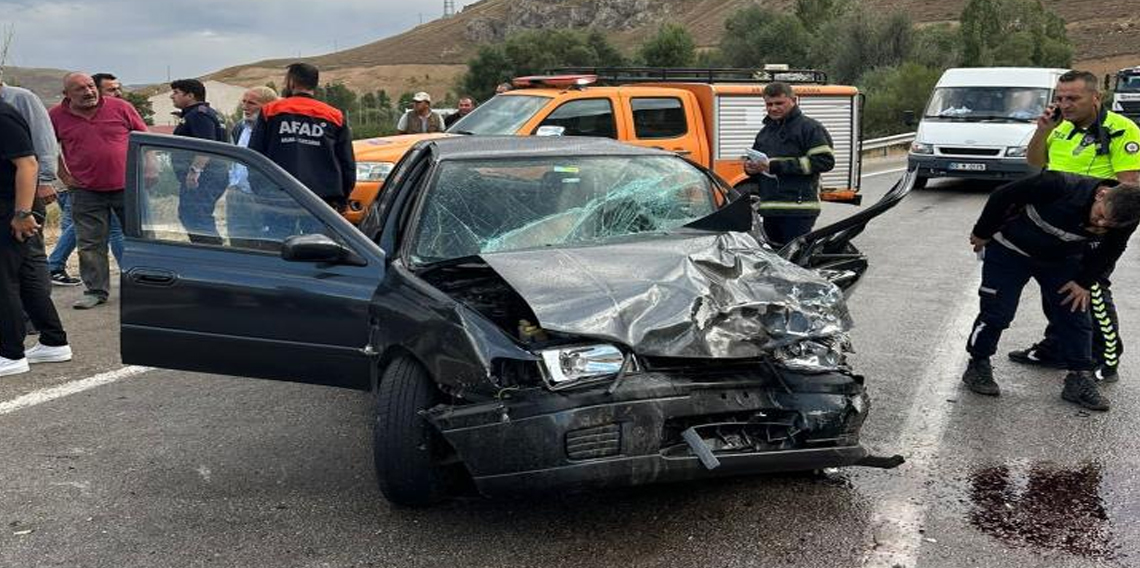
top-left (25, 343), bottom-right (73, 364)
top-left (0, 356), bottom-right (30, 376)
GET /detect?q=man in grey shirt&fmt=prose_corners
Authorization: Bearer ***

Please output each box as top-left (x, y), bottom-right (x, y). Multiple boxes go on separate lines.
top-left (0, 81), bottom-right (58, 202)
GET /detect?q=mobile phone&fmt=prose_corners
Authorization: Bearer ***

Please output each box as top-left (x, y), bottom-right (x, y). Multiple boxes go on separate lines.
top-left (1050, 106), bottom-right (1062, 121)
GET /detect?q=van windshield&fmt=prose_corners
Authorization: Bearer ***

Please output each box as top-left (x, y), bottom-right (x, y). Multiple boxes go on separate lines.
top-left (924, 87), bottom-right (1050, 122)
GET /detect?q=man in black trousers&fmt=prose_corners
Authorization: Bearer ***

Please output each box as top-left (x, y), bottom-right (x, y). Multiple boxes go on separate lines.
top-left (0, 99), bottom-right (71, 377)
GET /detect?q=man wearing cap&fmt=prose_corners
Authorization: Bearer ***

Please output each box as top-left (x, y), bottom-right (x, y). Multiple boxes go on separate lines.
top-left (397, 92), bottom-right (444, 135)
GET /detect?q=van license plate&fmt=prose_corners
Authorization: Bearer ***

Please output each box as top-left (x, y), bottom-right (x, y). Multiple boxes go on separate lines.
top-left (949, 162), bottom-right (986, 171)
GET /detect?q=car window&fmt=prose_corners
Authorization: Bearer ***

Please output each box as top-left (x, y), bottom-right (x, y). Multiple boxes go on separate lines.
top-left (536, 99), bottom-right (617, 138)
top-left (138, 145), bottom-right (333, 251)
top-left (410, 155), bottom-right (721, 264)
top-left (631, 97), bottom-right (687, 139)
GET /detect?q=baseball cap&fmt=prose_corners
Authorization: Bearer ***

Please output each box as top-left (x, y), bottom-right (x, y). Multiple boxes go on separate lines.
top-left (412, 92), bottom-right (431, 103)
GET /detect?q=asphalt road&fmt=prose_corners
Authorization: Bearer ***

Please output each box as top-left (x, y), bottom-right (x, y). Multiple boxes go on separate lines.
top-left (2, 162), bottom-right (1138, 568)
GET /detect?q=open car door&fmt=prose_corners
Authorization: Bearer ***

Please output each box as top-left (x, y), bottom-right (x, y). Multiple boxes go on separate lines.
top-left (778, 171), bottom-right (916, 291)
top-left (120, 133), bottom-right (384, 390)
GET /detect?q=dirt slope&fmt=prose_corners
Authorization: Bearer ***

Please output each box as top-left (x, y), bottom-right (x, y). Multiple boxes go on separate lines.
top-left (205, 0), bottom-right (1140, 95)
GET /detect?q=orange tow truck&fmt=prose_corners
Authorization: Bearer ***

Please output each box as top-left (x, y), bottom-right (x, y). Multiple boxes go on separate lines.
top-left (346, 67), bottom-right (864, 224)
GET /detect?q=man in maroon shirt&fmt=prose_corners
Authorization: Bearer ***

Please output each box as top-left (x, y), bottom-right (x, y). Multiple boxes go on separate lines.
top-left (49, 73), bottom-right (147, 309)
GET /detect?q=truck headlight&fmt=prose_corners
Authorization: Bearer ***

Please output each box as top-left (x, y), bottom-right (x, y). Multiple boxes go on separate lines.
top-left (910, 142), bottom-right (934, 155)
top-left (1005, 146), bottom-right (1028, 158)
top-left (540, 344), bottom-right (625, 389)
top-left (356, 161), bottom-right (394, 182)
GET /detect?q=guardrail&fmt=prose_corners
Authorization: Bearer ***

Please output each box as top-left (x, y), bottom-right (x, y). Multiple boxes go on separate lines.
top-left (862, 132), bottom-right (915, 158)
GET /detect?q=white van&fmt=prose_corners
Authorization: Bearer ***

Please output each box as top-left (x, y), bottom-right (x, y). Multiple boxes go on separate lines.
top-left (907, 67), bottom-right (1068, 188)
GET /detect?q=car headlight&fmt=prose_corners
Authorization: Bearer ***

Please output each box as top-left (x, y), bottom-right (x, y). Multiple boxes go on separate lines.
top-left (1006, 146), bottom-right (1028, 158)
top-left (356, 161), bottom-right (394, 182)
top-left (910, 142), bottom-right (934, 155)
top-left (539, 344), bottom-right (625, 389)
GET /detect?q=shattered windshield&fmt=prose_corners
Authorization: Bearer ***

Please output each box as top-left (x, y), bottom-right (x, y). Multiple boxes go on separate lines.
top-left (412, 155), bottom-right (723, 264)
top-left (447, 95), bottom-right (551, 135)
top-left (924, 87), bottom-right (1050, 121)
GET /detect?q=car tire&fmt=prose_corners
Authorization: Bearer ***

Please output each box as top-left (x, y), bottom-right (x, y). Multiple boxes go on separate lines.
top-left (373, 357), bottom-right (459, 507)
top-left (911, 174), bottom-right (928, 190)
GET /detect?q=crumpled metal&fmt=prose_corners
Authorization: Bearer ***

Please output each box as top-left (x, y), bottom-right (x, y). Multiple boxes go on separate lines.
top-left (480, 231), bottom-right (852, 366)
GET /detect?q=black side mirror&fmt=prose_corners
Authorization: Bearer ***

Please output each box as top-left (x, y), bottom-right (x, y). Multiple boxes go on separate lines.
top-left (281, 234), bottom-right (366, 266)
top-left (902, 110), bottom-right (916, 127)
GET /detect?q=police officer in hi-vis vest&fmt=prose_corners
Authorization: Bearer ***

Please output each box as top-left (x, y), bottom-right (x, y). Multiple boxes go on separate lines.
top-left (1011, 70), bottom-right (1140, 383)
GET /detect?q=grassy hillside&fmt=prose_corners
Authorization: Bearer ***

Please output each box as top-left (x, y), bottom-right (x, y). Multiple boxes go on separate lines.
top-left (0, 66), bottom-right (70, 103)
top-left (205, 0), bottom-right (1140, 94)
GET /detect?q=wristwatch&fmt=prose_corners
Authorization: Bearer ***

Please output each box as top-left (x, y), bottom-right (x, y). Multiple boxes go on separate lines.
top-left (14, 209), bottom-right (34, 220)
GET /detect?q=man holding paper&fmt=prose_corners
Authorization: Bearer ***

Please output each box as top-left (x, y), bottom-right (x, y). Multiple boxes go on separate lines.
top-left (744, 81), bottom-right (836, 246)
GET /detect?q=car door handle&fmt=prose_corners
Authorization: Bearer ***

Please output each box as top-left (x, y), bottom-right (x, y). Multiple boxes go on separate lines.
top-left (129, 268), bottom-right (177, 287)
top-left (673, 149), bottom-right (692, 156)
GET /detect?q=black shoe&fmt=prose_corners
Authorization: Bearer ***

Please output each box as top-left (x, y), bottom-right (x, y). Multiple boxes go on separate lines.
top-left (1008, 342), bottom-right (1065, 368)
top-left (1095, 365), bottom-right (1119, 383)
top-left (50, 269), bottom-right (82, 286)
top-left (1062, 371), bottom-right (1110, 411)
top-left (962, 357), bottom-right (1000, 396)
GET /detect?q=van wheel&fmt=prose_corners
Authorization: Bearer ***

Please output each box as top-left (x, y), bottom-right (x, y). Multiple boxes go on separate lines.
top-left (373, 357), bottom-right (462, 507)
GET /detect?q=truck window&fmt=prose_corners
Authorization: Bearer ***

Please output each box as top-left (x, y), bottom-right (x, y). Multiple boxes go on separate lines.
top-left (537, 99), bottom-right (617, 139)
top-left (631, 98), bottom-right (687, 139)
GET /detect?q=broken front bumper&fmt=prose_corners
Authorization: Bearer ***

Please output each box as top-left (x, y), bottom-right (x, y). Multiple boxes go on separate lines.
top-left (427, 370), bottom-right (877, 496)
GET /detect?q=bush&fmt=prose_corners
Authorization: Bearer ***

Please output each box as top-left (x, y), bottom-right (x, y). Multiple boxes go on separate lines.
top-left (859, 62), bottom-right (942, 137)
top-left (639, 23), bottom-right (697, 67)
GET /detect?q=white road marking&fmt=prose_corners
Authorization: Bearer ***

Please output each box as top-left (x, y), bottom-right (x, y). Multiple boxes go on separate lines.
top-left (862, 279), bottom-right (980, 567)
top-left (197, 466), bottom-right (212, 482)
top-left (0, 366), bottom-right (150, 416)
top-left (863, 167), bottom-right (908, 179)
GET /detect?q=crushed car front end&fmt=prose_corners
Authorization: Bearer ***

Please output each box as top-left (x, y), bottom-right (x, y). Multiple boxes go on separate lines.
top-left (427, 359), bottom-right (870, 496)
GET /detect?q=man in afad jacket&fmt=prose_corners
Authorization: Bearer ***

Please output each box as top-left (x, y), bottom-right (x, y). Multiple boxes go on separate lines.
top-left (249, 63), bottom-right (355, 223)
top-left (962, 171), bottom-right (1140, 411)
top-left (744, 81), bottom-right (835, 246)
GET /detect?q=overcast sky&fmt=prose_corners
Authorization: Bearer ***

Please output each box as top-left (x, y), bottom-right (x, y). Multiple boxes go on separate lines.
top-left (0, 0), bottom-right (481, 84)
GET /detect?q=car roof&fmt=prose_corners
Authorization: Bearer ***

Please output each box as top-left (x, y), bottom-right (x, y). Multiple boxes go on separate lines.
top-left (424, 136), bottom-right (673, 161)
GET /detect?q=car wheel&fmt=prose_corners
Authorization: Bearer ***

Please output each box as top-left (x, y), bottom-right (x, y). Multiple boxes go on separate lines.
top-left (911, 173), bottom-right (928, 190)
top-left (373, 357), bottom-right (461, 507)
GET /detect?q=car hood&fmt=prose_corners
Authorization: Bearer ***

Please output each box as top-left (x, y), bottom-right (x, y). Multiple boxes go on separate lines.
top-left (917, 121), bottom-right (1035, 147)
top-left (352, 132), bottom-right (455, 162)
top-left (479, 231), bottom-right (851, 365)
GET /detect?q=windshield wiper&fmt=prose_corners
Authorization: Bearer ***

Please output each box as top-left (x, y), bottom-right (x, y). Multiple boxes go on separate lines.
top-left (451, 130), bottom-right (475, 135)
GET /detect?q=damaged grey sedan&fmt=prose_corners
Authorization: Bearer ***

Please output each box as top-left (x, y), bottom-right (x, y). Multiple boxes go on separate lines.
top-left (120, 134), bottom-right (909, 506)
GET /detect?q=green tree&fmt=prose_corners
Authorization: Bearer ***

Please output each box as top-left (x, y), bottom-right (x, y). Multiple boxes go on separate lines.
top-left (794, 0), bottom-right (851, 33)
top-left (122, 91), bottom-right (154, 126)
top-left (815, 8), bottom-right (913, 84)
top-left (321, 82), bottom-right (357, 115)
top-left (458, 29), bottom-right (626, 101)
top-left (909, 23), bottom-right (960, 69)
top-left (959, 0), bottom-right (1002, 66)
top-left (859, 62), bottom-right (943, 137)
top-left (639, 23), bottom-right (696, 67)
top-left (958, 0), bottom-right (1071, 67)
top-left (719, 6), bottom-right (813, 68)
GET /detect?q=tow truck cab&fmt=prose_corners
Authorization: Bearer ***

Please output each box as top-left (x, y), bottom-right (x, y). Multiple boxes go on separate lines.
top-left (346, 67), bottom-right (864, 224)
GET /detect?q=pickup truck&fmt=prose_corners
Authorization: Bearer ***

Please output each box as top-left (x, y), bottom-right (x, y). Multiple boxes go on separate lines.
top-left (345, 68), bottom-right (864, 224)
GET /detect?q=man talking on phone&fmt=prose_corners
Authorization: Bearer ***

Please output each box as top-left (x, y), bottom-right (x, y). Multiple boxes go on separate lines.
top-left (1012, 70), bottom-right (1140, 383)
top-left (744, 81), bottom-right (835, 246)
